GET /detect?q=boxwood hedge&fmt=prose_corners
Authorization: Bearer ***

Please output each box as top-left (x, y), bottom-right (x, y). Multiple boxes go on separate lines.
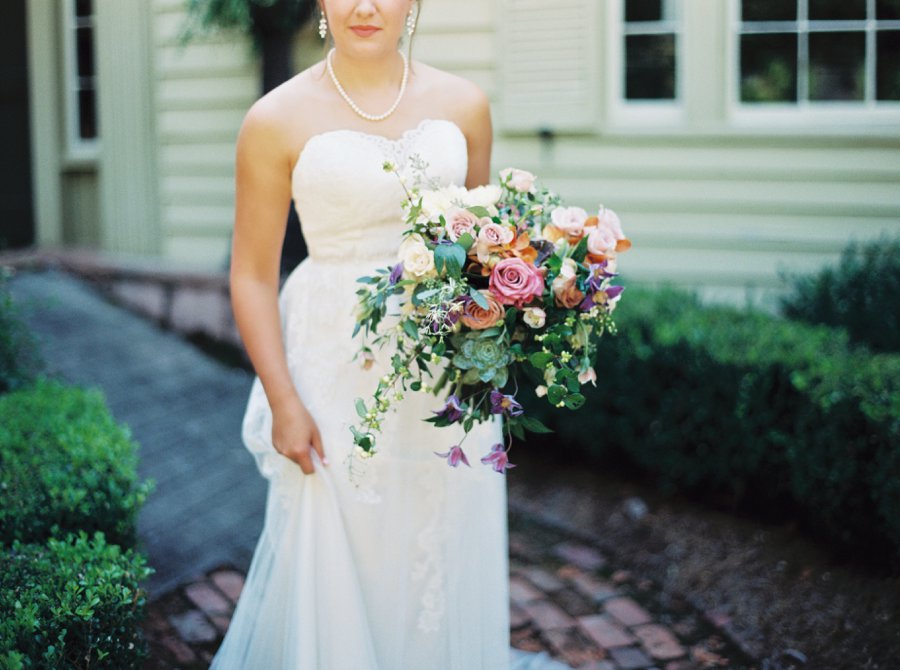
top-left (525, 286), bottom-right (900, 567)
top-left (0, 380), bottom-right (153, 549)
top-left (0, 532), bottom-right (151, 669)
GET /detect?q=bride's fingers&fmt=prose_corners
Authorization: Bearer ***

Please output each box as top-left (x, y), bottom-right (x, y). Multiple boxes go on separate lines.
top-left (296, 446), bottom-right (315, 475)
top-left (311, 427), bottom-right (328, 466)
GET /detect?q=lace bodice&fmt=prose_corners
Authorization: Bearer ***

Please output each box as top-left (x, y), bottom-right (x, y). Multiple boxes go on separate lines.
top-left (291, 118), bottom-right (468, 261)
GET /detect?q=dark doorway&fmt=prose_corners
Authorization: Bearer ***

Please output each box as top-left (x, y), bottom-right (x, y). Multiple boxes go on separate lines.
top-left (0, 0), bottom-right (35, 250)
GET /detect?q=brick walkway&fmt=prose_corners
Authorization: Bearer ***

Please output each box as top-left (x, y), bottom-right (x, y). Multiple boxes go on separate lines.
top-left (9, 269), bottom-right (758, 670)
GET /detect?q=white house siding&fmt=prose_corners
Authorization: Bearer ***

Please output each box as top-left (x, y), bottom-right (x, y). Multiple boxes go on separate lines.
top-left (148, 0), bottom-right (899, 306)
top-left (152, 0), bottom-right (258, 267)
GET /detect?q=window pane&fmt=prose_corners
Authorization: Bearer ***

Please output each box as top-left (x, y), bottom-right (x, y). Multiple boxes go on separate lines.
top-left (809, 0), bottom-right (866, 20)
top-left (78, 89), bottom-right (97, 139)
top-left (740, 33), bottom-right (798, 102)
top-left (877, 30), bottom-right (900, 100)
top-left (742, 0), bottom-right (796, 22)
top-left (809, 32), bottom-right (865, 100)
top-left (877, 0), bottom-right (900, 20)
top-left (625, 34), bottom-right (676, 99)
top-left (75, 0), bottom-right (92, 18)
top-left (625, 0), bottom-right (662, 22)
top-left (76, 26), bottom-right (94, 78)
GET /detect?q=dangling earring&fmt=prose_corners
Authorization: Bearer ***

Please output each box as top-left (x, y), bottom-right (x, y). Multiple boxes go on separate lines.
top-left (406, 6), bottom-right (416, 37)
top-left (318, 11), bottom-right (328, 39)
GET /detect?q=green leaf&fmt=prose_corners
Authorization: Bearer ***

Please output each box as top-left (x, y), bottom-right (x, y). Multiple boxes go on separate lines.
top-left (510, 421), bottom-right (526, 440)
top-left (434, 243), bottom-right (466, 277)
top-left (469, 287), bottom-right (489, 309)
top-left (547, 384), bottom-right (567, 404)
top-left (529, 352), bottom-right (554, 369)
top-left (456, 232), bottom-right (475, 251)
top-left (520, 415), bottom-right (553, 433)
top-left (467, 205), bottom-right (491, 218)
top-left (571, 235), bottom-right (589, 263)
top-left (563, 393), bottom-right (585, 410)
top-left (355, 398), bottom-right (367, 419)
top-left (402, 318), bottom-right (419, 340)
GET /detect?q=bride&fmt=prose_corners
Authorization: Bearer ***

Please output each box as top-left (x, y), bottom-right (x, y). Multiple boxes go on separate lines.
top-left (209, 1), bottom-right (571, 667)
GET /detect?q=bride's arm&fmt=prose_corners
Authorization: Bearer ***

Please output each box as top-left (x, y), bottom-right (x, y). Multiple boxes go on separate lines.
top-left (230, 101), bottom-right (327, 475)
top-left (462, 85), bottom-right (493, 189)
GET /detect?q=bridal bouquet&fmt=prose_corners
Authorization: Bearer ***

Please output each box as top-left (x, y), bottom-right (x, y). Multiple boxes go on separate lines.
top-left (348, 161), bottom-right (630, 473)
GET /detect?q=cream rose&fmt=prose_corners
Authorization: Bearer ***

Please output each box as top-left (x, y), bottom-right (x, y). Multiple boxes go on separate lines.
top-left (551, 206), bottom-right (589, 237)
top-left (499, 167), bottom-right (536, 193)
top-left (523, 306), bottom-right (546, 329)
top-left (398, 234), bottom-right (435, 278)
top-left (465, 184), bottom-right (502, 211)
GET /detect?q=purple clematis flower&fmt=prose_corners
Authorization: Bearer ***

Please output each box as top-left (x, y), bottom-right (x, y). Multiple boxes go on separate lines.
top-left (489, 390), bottom-right (524, 417)
top-left (481, 443), bottom-right (517, 473)
top-left (432, 394), bottom-right (464, 423)
top-left (586, 262), bottom-right (609, 292)
top-left (434, 445), bottom-right (471, 467)
top-left (606, 285), bottom-right (625, 301)
top-left (388, 262), bottom-right (404, 286)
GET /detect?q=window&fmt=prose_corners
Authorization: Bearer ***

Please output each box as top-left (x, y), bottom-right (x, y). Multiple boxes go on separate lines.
top-left (623, 0), bottom-right (681, 101)
top-left (63, 0), bottom-right (99, 155)
top-left (739, 0), bottom-right (900, 105)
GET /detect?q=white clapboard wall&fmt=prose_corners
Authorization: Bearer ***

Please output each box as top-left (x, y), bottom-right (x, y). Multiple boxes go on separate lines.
top-left (151, 0), bottom-right (257, 266)
top-left (149, 0), bottom-right (900, 308)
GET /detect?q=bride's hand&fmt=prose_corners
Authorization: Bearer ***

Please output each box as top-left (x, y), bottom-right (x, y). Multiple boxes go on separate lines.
top-left (271, 396), bottom-right (328, 475)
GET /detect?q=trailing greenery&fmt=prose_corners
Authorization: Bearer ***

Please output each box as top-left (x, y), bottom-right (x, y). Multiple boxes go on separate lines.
top-left (0, 532), bottom-right (151, 670)
top-left (0, 380), bottom-right (154, 549)
top-left (780, 236), bottom-right (900, 353)
top-left (182, 0), bottom-right (317, 44)
top-left (524, 286), bottom-right (900, 565)
top-left (0, 271), bottom-right (42, 394)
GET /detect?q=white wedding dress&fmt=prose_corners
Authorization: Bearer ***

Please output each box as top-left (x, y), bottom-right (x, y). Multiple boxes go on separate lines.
top-left (209, 118), bottom-right (570, 670)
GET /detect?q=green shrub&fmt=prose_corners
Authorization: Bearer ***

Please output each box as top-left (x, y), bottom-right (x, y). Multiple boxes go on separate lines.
top-left (525, 286), bottom-right (900, 566)
top-left (780, 236), bottom-right (900, 352)
top-left (0, 271), bottom-right (42, 393)
top-left (0, 380), bottom-right (154, 549)
top-left (0, 531), bottom-right (151, 670)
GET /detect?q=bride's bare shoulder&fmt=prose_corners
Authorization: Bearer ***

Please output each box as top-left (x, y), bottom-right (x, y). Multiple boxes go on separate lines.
top-left (413, 61), bottom-right (489, 115)
top-left (238, 61), bottom-right (330, 159)
top-left (412, 61), bottom-right (491, 143)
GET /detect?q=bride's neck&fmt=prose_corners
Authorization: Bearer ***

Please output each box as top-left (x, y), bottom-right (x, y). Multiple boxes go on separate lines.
top-left (329, 48), bottom-right (405, 92)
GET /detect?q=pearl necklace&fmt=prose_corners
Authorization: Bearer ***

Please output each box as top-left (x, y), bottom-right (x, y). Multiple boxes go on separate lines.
top-left (326, 47), bottom-right (409, 122)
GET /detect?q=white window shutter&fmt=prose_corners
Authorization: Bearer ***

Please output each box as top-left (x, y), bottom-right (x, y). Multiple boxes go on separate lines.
top-left (497, 0), bottom-right (600, 133)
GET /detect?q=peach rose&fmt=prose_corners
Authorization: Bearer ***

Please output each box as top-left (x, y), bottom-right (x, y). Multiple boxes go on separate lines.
top-left (488, 257), bottom-right (544, 307)
top-left (475, 223), bottom-right (515, 263)
top-left (587, 206), bottom-right (630, 256)
top-left (551, 206), bottom-right (589, 238)
top-left (499, 167), bottom-right (536, 193)
top-left (552, 274), bottom-right (585, 309)
top-left (445, 208), bottom-right (480, 242)
top-left (460, 291), bottom-right (506, 330)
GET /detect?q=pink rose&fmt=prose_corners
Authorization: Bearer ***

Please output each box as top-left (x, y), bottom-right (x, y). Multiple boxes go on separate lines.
top-left (499, 167), bottom-right (536, 193)
top-left (488, 257), bottom-right (544, 308)
top-left (587, 206), bottom-right (626, 256)
top-left (551, 206), bottom-right (588, 237)
top-left (444, 208), bottom-right (479, 242)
